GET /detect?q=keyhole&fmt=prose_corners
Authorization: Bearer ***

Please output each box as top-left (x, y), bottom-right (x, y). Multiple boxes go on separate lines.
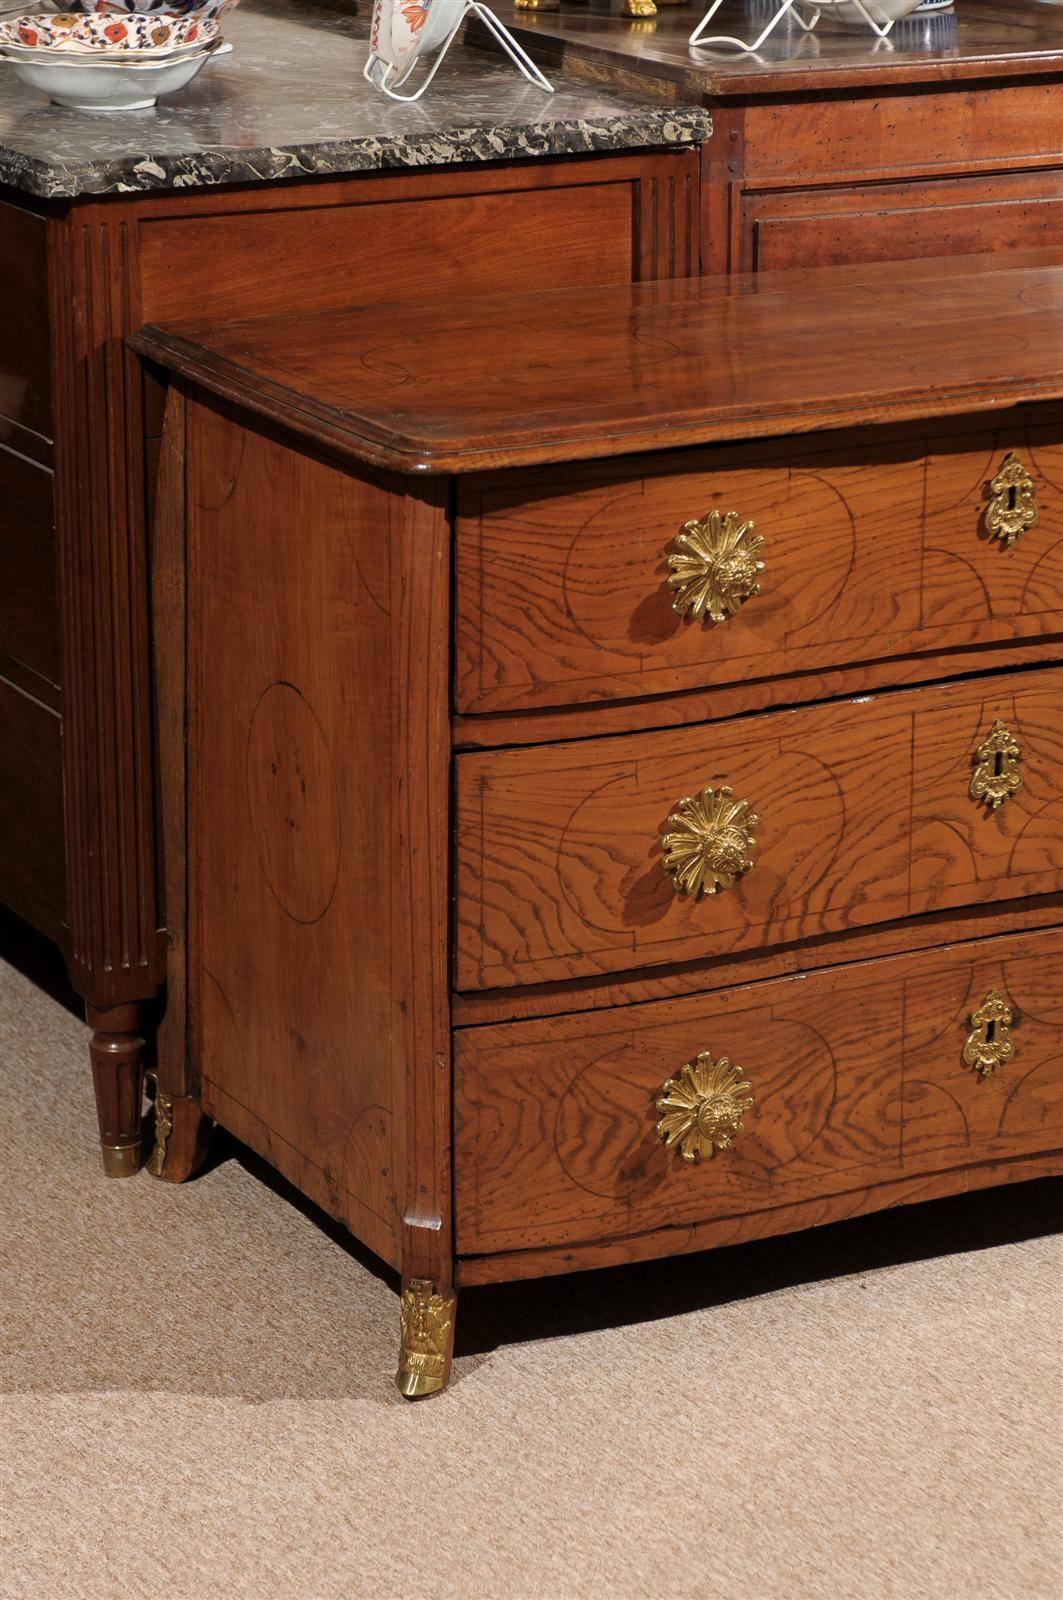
top-left (986, 1019), bottom-right (996, 1043)
top-left (1007, 485), bottom-right (1018, 512)
top-left (994, 750), bottom-right (1004, 778)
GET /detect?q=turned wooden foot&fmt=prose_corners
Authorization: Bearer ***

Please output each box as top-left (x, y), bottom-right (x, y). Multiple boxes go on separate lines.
top-left (397, 1278), bottom-right (457, 1399)
top-left (146, 1083), bottom-right (212, 1183)
top-left (87, 1002), bottom-right (146, 1177)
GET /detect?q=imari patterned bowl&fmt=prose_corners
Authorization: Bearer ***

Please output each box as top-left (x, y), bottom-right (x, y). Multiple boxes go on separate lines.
top-left (68, 0), bottom-right (239, 19)
top-left (0, 11), bottom-right (218, 52)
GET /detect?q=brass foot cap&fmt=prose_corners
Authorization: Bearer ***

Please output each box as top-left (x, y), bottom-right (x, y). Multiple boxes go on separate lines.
top-left (396, 1370), bottom-right (446, 1400)
top-left (101, 1141), bottom-right (141, 1178)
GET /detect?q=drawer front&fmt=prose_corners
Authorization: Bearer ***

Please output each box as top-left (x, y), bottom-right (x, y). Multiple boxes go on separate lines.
top-left (454, 668), bottom-right (1063, 990)
top-left (0, 445), bottom-right (59, 690)
top-left (454, 927), bottom-right (1063, 1255)
top-left (742, 83), bottom-right (1063, 185)
top-left (455, 421), bottom-right (1063, 715)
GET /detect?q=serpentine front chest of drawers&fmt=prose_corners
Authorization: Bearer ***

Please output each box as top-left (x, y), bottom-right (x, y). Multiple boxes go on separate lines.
top-left (134, 253), bottom-right (1063, 1398)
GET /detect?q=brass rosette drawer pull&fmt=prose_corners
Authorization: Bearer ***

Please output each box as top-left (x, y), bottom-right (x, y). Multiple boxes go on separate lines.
top-left (985, 453), bottom-right (1038, 548)
top-left (970, 719), bottom-right (1022, 810)
top-left (656, 1052), bottom-right (754, 1163)
top-left (667, 509), bottom-right (765, 624)
top-left (661, 784), bottom-right (759, 896)
top-left (962, 989), bottom-right (1016, 1077)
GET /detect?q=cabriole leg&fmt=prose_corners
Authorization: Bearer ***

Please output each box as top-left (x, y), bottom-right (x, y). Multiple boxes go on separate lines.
top-left (397, 1278), bottom-right (458, 1399)
top-left (87, 1002), bottom-right (146, 1178)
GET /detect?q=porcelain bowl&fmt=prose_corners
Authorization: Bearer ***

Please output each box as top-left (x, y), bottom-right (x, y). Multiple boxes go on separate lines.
top-left (0, 36), bottom-right (228, 105)
top-left (67, 0), bottom-right (238, 18)
top-left (0, 11), bottom-right (217, 51)
top-left (806, 0), bottom-right (926, 21)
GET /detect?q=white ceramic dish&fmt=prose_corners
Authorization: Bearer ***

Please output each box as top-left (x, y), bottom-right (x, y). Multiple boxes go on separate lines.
top-left (801, 0), bottom-right (924, 22)
top-left (0, 36), bottom-right (228, 106)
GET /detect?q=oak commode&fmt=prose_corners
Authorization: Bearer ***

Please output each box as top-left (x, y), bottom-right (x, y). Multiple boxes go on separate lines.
top-left (133, 252), bottom-right (1063, 1396)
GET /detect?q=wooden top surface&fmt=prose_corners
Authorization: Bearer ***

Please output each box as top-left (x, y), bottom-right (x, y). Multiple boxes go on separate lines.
top-left (134, 252), bottom-right (1063, 475)
top-left (488, 0), bottom-right (1063, 99)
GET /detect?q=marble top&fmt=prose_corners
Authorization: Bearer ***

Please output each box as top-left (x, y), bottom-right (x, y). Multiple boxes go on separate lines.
top-left (0, 0), bottom-right (711, 199)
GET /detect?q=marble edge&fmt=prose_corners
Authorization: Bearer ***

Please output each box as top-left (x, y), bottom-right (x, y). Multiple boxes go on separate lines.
top-left (0, 105), bottom-right (712, 200)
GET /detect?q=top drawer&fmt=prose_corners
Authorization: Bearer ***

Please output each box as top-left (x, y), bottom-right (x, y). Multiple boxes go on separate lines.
top-left (455, 416), bottom-right (1063, 715)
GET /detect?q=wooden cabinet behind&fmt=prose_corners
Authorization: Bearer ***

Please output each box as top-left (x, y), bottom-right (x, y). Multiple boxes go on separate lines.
top-left (703, 78), bottom-right (1063, 273)
top-left (0, 145), bottom-right (701, 1015)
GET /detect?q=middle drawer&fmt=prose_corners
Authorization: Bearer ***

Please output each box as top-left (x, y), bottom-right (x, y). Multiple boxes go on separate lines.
top-left (455, 667), bottom-right (1062, 990)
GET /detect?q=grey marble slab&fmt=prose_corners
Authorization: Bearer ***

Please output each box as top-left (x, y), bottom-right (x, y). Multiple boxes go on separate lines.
top-left (0, 0), bottom-right (711, 198)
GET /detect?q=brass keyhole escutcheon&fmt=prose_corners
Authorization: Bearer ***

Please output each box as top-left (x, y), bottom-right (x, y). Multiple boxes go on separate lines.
top-left (666, 510), bottom-right (765, 624)
top-left (985, 453), bottom-right (1038, 548)
top-left (656, 1053), bottom-right (754, 1163)
top-left (660, 784), bottom-right (759, 897)
top-left (962, 989), bottom-right (1016, 1077)
top-left (969, 719), bottom-right (1022, 810)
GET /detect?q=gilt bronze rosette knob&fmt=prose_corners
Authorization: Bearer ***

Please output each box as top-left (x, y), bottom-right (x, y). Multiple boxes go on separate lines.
top-left (660, 784), bottom-right (759, 896)
top-left (656, 1052), bottom-right (754, 1163)
top-left (667, 509), bottom-right (765, 624)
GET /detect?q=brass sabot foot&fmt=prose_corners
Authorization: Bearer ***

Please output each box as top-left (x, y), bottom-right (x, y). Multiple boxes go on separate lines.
top-left (396, 1367), bottom-right (447, 1400)
top-left (396, 1279), bottom-right (456, 1400)
top-left (101, 1141), bottom-right (141, 1178)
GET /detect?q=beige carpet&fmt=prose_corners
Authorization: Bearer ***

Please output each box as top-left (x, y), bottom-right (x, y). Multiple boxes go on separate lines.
top-left (1, 940), bottom-right (1061, 1600)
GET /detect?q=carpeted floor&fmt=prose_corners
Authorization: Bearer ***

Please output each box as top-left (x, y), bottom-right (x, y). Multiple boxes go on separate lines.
top-left (1, 935), bottom-right (1061, 1600)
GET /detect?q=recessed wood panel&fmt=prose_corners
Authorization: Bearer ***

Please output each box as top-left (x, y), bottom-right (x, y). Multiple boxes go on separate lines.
top-left (139, 183), bottom-right (637, 325)
top-left (0, 444), bottom-right (59, 691)
top-left (747, 172), bottom-right (1063, 272)
top-left (454, 926), bottom-right (1063, 1255)
top-left (0, 201), bottom-right (51, 459)
top-left (743, 82), bottom-right (1063, 183)
top-left (0, 676), bottom-right (65, 937)
top-left (454, 667), bottom-right (1063, 989)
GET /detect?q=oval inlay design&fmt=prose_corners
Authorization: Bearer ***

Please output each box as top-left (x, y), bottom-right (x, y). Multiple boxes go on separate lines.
top-left (246, 681), bottom-right (341, 925)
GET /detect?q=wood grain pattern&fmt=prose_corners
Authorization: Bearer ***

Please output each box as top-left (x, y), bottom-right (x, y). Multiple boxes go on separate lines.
top-left (182, 393), bottom-right (452, 1278)
top-left (454, 926), bottom-right (1062, 1255)
top-left (451, 639), bottom-right (1063, 751)
top-left (132, 256), bottom-right (1063, 477)
top-left (455, 418), bottom-right (1062, 715)
top-left (0, 443), bottom-right (59, 696)
top-left (454, 667), bottom-right (1063, 989)
top-left (741, 80), bottom-right (1063, 184)
top-left (455, 1149), bottom-right (1063, 1285)
top-left (0, 198), bottom-right (51, 462)
top-left (922, 421), bottom-right (1063, 626)
top-left (452, 896), bottom-right (1063, 1027)
top-left (0, 675), bottom-right (65, 941)
top-left (743, 171), bottom-right (1063, 274)
top-left (142, 185), bottom-right (633, 325)
top-left (50, 210), bottom-right (162, 1011)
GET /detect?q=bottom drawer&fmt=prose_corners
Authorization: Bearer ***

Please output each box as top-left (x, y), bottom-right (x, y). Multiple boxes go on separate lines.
top-left (454, 927), bottom-right (1062, 1255)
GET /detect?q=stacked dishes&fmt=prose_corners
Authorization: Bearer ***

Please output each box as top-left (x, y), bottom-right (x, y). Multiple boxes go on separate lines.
top-left (0, 8), bottom-right (233, 110)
